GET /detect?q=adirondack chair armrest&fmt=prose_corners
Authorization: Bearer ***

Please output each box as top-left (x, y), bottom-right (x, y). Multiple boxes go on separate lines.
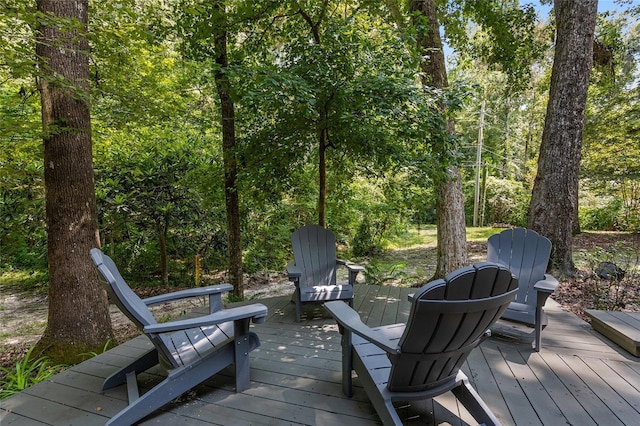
top-left (337, 259), bottom-right (365, 284)
top-left (324, 301), bottom-right (398, 354)
top-left (142, 284), bottom-right (234, 305)
top-left (143, 303), bottom-right (268, 334)
top-left (286, 261), bottom-right (302, 283)
top-left (336, 259), bottom-right (365, 271)
top-left (142, 284), bottom-right (234, 314)
top-left (534, 274), bottom-right (559, 295)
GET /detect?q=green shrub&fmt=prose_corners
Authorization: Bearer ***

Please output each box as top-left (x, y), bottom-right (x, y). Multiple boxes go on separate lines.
top-left (362, 260), bottom-right (406, 286)
top-left (579, 198), bottom-right (621, 231)
top-left (352, 215), bottom-right (379, 257)
top-left (579, 242), bottom-right (639, 311)
top-left (464, 177), bottom-right (529, 227)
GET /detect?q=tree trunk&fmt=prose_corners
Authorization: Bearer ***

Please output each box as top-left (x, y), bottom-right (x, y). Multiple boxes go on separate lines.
top-left (299, 4), bottom-right (329, 228)
top-left (157, 219), bottom-right (169, 285)
top-left (410, 0), bottom-right (468, 278)
top-left (528, 0), bottom-right (597, 276)
top-left (318, 111), bottom-right (328, 228)
top-left (214, 4), bottom-right (243, 299)
top-left (35, 0), bottom-right (114, 363)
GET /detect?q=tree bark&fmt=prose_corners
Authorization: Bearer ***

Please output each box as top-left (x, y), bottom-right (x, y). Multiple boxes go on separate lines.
top-left (157, 219), bottom-right (169, 285)
top-left (214, 3), bottom-right (243, 298)
top-left (35, 0), bottom-right (114, 363)
top-left (410, 0), bottom-right (468, 278)
top-left (318, 109), bottom-right (328, 228)
top-left (528, 0), bottom-right (597, 276)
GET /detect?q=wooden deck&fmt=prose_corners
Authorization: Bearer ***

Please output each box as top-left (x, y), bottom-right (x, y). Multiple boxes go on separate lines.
top-left (2, 284), bottom-right (639, 425)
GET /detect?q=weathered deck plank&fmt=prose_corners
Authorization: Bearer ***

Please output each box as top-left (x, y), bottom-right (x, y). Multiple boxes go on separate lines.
top-left (541, 352), bottom-right (626, 425)
top-left (567, 356), bottom-right (640, 425)
top-left (499, 349), bottom-right (564, 426)
top-left (1, 285), bottom-right (639, 425)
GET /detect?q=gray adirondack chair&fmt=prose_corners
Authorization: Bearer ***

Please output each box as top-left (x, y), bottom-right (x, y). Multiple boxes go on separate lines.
top-left (287, 224), bottom-right (364, 322)
top-left (90, 248), bottom-right (267, 426)
top-left (324, 262), bottom-right (518, 426)
top-left (487, 227), bottom-right (559, 351)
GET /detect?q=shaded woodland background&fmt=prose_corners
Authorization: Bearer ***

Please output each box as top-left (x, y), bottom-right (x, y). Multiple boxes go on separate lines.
top-left (2, 1), bottom-right (637, 285)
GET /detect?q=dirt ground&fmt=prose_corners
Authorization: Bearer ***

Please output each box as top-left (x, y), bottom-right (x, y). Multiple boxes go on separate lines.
top-left (1, 231), bottom-right (638, 371)
top-left (0, 274), bottom-right (294, 371)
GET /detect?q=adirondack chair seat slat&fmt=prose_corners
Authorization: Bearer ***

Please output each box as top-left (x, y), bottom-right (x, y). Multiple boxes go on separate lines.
top-left (287, 225), bottom-right (364, 322)
top-left (90, 248), bottom-right (267, 426)
top-left (325, 262), bottom-right (518, 426)
top-left (299, 284), bottom-right (354, 301)
top-left (167, 322), bottom-right (240, 366)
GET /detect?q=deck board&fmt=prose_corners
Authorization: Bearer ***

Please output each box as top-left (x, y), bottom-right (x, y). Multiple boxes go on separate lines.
top-left (540, 352), bottom-right (624, 426)
top-left (465, 348), bottom-right (514, 424)
top-left (499, 350), bottom-right (564, 426)
top-left (523, 351), bottom-right (598, 426)
top-left (568, 356), bottom-right (640, 425)
top-left (1, 285), bottom-right (639, 425)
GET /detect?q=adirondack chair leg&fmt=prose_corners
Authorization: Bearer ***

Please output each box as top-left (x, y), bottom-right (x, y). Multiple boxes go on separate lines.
top-left (339, 326), bottom-right (354, 397)
top-left (451, 372), bottom-right (502, 426)
top-left (375, 396), bottom-right (403, 426)
top-left (103, 348), bottom-right (158, 390)
top-left (208, 291), bottom-right (223, 313)
top-left (349, 270), bottom-right (358, 284)
top-left (295, 294), bottom-right (302, 323)
top-left (106, 372), bottom-right (194, 426)
top-left (353, 356), bottom-right (403, 425)
top-left (535, 305), bottom-right (543, 352)
top-left (125, 371), bottom-right (140, 402)
top-left (534, 291), bottom-right (552, 351)
top-left (233, 318), bottom-right (252, 392)
top-left (106, 344), bottom-right (236, 426)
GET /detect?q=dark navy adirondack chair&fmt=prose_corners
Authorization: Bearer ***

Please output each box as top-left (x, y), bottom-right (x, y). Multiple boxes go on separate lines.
top-left (487, 227), bottom-right (559, 351)
top-left (325, 262), bottom-right (518, 426)
top-left (287, 224), bottom-right (364, 322)
top-left (90, 248), bottom-right (267, 426)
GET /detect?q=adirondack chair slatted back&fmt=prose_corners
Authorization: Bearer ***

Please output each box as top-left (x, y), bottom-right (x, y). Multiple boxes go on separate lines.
top-left (90, 249), bottom-right (180, 368)
top-left (487, 228), bottom-right (551, 307)
top-left (291, 224), bottom-right (338, 288)
top-left (390, 262), bottom-right (517, 392)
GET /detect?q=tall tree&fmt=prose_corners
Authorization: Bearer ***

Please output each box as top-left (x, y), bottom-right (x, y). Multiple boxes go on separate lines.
top-left (528, 0), bottom-right (598, 275)
top-left (582, 9), bottom-right (640, 232)
top-left (213, 1), bottom-right (243, 298)
top-left (34, 0), bottom-right (114, 362)
top-left (298, 2), bottom-right (330, 227)
top-left (237, 0), bottom-right (419, 235)
top-left (174, 1), bottom-right (245, 297)
top-left (410, 0), bottom-right (468, 278)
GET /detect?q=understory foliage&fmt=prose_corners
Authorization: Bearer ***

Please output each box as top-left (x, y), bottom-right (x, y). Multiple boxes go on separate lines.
top-left (1, 1), bottom-right (638, 284)
top-left (463, 176), bottom-right (530, 227)
top-left (579, 243), bottom-right (639, 312)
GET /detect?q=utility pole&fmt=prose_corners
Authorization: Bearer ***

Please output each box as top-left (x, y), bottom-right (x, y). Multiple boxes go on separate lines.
top-left (473, 99), bottom-right (485, 227)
